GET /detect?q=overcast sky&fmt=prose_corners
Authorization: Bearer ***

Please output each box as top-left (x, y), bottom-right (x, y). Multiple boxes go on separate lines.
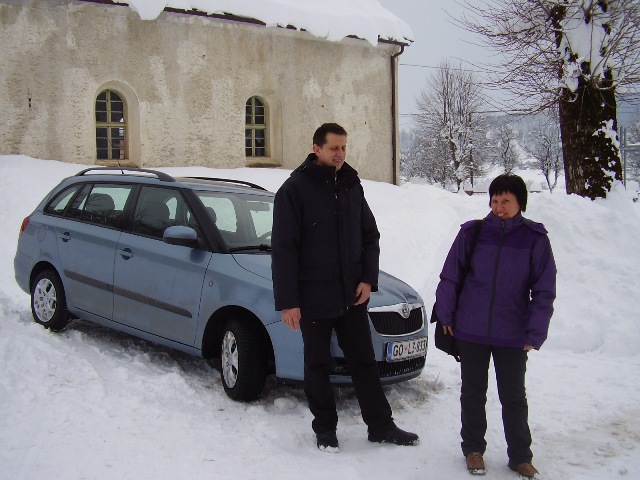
top-left (377, 0), bottom-right (490, 128)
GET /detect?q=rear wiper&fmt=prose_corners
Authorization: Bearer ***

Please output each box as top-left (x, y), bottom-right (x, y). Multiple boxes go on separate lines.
top-left (228, 244), bottom-right (272, 252)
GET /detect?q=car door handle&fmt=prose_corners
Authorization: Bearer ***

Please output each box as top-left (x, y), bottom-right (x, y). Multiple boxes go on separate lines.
top-left (118, 248), bottom-right (133, 260)
top-left (58, 231), bottom-right (71, 242)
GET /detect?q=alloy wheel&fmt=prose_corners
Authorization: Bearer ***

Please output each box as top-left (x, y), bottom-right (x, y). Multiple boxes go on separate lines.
top-left (33, 278), bottom-right (57, 323)
top-left (221, 330), bottom-right (239, 388)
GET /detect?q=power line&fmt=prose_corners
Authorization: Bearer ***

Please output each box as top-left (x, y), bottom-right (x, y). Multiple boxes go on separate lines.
top-left (399, 62), bottom-right (640, 101)
top-left (399, 62), bottom-right (489, 75)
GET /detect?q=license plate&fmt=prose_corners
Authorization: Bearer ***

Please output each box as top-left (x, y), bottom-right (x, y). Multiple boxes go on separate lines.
top-left (385, 337), bottom-right (427, 362)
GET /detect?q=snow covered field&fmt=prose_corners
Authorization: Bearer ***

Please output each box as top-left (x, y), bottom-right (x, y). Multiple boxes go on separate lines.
top-left (1, 155), bottom-right (639, 479)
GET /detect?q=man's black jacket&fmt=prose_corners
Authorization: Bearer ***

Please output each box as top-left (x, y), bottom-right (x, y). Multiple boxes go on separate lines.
top-left (271, 153), bottom-right (380, 320)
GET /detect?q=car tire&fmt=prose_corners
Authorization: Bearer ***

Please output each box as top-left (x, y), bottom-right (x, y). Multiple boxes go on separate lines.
top-left (31, 270), bottom-right (70, 332)
top-left (220, 319), bottom-right (267, 401)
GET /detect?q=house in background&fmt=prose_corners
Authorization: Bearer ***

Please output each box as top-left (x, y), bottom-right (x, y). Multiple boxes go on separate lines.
top-left (0, 0), bottom-right (412, 183)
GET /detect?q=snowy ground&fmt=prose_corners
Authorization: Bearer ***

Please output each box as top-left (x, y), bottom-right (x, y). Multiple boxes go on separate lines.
top-left (1, 155), bottom-right (639, 480)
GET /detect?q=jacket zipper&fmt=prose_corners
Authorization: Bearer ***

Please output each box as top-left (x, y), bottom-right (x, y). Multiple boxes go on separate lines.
top-left (334, 175), bottom-right (347, 313)
top-left (486, 220), bottom-right (505, 342)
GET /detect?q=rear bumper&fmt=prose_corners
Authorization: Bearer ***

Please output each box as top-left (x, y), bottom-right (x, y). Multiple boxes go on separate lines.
top-left (14, 250), bottom-right (33, 294)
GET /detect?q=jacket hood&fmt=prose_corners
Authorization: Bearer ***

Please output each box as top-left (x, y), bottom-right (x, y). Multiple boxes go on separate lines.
top-left (483, 210), bottom-right (524, 230)
top-left (292, 153), bottom-right (360, 186)
top-left (481, 211), bottom-right (548, 234)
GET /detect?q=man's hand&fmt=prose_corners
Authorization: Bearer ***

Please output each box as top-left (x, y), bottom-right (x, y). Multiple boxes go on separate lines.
top-left (353, 282), bottom-right (372, 305)
top-left (443, 325), bottom-right (454, 335)
top-left (282, 307), bottom-right (301, 331)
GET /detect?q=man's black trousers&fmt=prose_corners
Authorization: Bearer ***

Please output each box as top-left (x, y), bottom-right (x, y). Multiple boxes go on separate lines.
top-left (299, 302), bottom-right (394, 435)
top-left (457, 339), bottom-right (533, 465)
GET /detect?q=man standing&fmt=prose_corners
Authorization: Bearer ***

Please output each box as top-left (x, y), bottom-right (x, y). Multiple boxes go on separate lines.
top-left (271, 123), bottom-right (419, 452)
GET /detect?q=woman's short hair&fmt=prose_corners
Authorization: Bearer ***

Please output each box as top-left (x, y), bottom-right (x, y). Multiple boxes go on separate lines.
top-left (488, 174), bottom-right (528, 212)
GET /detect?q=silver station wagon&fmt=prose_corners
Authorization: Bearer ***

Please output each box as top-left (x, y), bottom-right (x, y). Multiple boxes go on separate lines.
top-left (14, 168), bottom-right (428, 401)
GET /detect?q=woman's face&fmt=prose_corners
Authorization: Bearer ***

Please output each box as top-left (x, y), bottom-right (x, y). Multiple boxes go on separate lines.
top-left (491, 192), bottom-right (520, 220)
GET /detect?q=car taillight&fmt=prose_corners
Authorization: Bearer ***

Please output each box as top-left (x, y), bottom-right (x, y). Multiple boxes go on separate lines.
top-left (19, 217), bottom-right (30, 236)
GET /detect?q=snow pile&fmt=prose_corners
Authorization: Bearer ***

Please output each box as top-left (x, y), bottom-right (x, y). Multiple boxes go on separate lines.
top-left (115, 0), bottom-right (414, 45)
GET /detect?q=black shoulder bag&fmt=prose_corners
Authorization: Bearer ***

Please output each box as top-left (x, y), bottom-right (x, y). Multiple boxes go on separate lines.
top-left (430, 220), bottom-right (483, 362)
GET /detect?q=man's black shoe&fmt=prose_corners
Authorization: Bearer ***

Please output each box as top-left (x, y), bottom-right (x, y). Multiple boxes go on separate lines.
top-left (368, 426), bottom-right (419, 446)
top-left (316, 431), bottom-right (340, 453)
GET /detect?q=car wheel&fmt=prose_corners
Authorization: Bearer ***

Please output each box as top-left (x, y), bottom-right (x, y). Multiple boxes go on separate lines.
top-left (31, 270), bottom-right (70, 332)
top-left (220, 319), bottom-right (267, 401)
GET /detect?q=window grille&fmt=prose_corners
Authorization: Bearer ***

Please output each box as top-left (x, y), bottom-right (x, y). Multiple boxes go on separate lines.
top-left (245, 96), bottom-right (266, 157)
top-left (96, 90), bottom-right (127, 162)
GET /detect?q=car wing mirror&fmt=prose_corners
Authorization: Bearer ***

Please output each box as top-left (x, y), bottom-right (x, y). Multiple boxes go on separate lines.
top-left (163, 226), bottom-right (199, 248)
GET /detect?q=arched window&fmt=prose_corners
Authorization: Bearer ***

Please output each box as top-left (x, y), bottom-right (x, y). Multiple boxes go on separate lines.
top-left (95, 90), bottom-right (127, 162)
top-left (245, 96), bottom-right (267, 157)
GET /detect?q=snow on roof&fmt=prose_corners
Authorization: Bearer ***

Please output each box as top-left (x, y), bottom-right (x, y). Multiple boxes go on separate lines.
top-left (112, 0), bottom-right (414, 46)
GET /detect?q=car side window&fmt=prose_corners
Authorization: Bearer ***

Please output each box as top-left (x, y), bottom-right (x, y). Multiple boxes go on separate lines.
top-left (49, 183), bottom-right (132, 228)
top-left (80, 185), bottom-right (133, 229)
top-left (44, 185), bottom-right (82, 216)
top-left (133, 186), bottom-right (197, 239)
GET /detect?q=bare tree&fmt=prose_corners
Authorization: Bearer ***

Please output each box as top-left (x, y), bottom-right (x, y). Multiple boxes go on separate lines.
top-left (490, 124), bottom-right (519, 174)
top-left (529, 109), bottom-right (563, 192)
top-left (457, 0), bottom-right (640, 199)
top-left (399, 131), bottom-right (428, 181)
top-left (414, 60), bottom-right (486, 191)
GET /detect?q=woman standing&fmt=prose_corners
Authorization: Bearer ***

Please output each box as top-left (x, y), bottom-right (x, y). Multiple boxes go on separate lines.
top-left (435, 174), bottom-right (556, 478)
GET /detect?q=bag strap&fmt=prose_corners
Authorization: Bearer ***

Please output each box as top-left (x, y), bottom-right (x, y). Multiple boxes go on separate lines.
top-left (456, 219), bottom-right (483, 294)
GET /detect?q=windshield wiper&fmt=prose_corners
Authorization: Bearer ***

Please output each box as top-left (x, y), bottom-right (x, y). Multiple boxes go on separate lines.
top-left (228, 244), bottom-right (272, 252)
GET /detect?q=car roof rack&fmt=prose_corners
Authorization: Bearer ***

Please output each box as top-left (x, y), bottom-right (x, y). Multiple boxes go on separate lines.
top-left (75, 167), bottom-right (176, 182)
top-left (184, 177), bottom-right (267, 191)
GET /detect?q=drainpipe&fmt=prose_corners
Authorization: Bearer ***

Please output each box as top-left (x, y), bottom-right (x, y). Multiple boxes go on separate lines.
top-left (390, 45), bottom-right (405, 185)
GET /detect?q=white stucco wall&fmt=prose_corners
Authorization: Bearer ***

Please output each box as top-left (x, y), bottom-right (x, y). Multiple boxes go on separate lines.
top-left (0, 0), bottom-right (402, 182)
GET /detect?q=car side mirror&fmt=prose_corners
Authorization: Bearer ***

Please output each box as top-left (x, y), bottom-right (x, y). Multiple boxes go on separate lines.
top-left (163, 226), bottom-right (199, 248)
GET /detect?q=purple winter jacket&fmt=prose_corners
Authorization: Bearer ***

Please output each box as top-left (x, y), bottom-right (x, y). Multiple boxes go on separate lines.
top-left (435, 211), bottom-right (556, 349)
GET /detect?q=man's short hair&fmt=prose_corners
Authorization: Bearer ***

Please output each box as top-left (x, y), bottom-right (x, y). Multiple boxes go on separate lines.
top-left (488, 174), bottom-right (528, 212)
top-left (313, 123), bottom-right (348, 147)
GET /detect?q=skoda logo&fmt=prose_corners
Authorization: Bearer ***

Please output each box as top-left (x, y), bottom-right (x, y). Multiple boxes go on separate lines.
top-left (400, 303), bottom-right (411, 319)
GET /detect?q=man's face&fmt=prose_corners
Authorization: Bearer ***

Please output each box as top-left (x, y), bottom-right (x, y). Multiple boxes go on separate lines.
top-left (313, 133), bottom-right (347, 171)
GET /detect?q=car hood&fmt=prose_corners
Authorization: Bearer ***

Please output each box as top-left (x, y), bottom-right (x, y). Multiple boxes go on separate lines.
top-left (232, 254), bottom-right (423, 308)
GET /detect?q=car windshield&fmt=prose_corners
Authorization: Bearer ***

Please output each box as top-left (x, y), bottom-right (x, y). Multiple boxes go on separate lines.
top-left (195, 190), bottom-right (274, 251)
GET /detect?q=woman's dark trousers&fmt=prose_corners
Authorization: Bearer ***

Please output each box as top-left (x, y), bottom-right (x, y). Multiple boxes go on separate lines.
top-left (299, 302), bottom-right (394, 435)
top-left (457, 339), bottom-right (533, 465)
